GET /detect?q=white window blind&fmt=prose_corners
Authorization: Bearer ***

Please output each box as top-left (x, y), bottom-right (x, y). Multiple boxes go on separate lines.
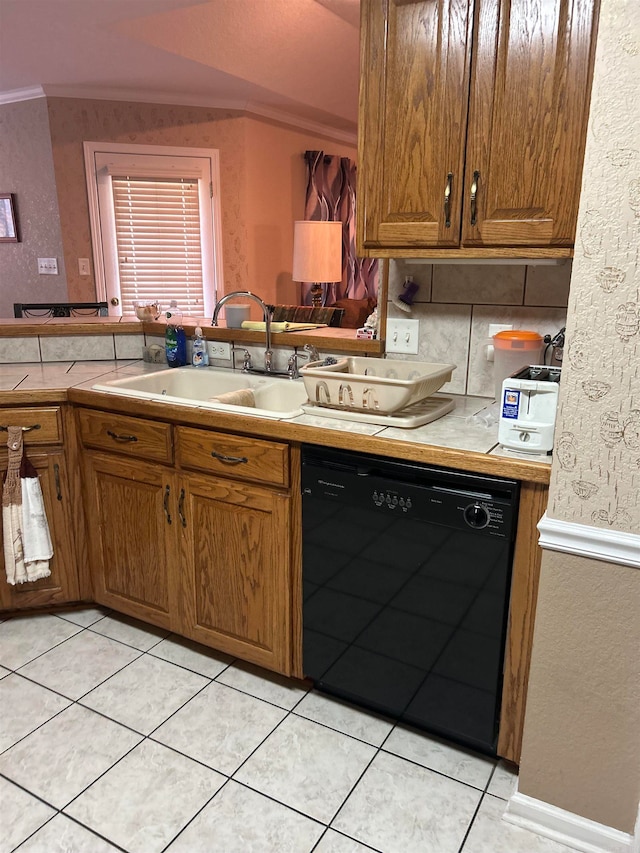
top-left (112, 176), bottom-right (205, 315)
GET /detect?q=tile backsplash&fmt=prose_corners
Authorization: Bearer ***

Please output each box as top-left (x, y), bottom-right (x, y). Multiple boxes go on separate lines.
top-left (386, 260), bottom-right (571, 397)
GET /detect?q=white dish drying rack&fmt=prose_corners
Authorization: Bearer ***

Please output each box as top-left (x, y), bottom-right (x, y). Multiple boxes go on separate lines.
top-left (299, 358), bottom-right (456, 427)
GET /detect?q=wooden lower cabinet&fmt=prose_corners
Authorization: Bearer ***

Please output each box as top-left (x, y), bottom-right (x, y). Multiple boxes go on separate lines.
top-left (83, 452), bottom-right (178, 630)
top-left (78, 411), bottom-right (296, 674)
top-left (177, 473), bottom-right (292, 675)
top-left (0, 444), bottom-right (80, 611)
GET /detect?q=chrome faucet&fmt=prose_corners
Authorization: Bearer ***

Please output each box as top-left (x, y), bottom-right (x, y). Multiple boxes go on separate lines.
top-left (212, 291), bottom-right (273, 373)
top-left (287, 344), bottom-right (321, 379)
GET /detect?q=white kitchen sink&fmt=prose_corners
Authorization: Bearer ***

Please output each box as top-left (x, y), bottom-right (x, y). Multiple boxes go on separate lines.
top-left (92, 367), bottom-right (308, 419)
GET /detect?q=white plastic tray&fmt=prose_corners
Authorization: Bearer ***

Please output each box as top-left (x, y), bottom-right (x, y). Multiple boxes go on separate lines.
top-left (301, 396), bottom-right (455, 428)
top-left (300, 357), bottom-right (455, 414)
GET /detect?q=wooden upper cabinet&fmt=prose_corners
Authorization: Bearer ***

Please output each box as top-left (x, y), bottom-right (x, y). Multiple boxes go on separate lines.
top-left (463, 0), bottom-right (599, 247)
top-left (358, 0), bottom-right (474, 249)
top-left (357, 0), bottom-right (599, 255)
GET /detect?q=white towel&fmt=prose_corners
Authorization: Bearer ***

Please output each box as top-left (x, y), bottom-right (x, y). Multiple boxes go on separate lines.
top-left (2, 426), bottom-right (53, 585)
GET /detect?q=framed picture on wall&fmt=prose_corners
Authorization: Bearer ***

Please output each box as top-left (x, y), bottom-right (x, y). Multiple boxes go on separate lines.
top-left (0, 194), bottom-right (18, 242)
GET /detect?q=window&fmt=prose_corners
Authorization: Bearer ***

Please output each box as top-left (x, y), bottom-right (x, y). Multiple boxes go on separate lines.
top-left (84, 142), bottom-right (223, 317)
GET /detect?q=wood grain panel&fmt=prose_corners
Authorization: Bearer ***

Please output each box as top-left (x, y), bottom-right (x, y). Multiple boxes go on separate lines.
top-left (179, 473), bottom-right (292, 674)
top-left (176, 427), bottom-right (289, 488)
top-left (498, 480), bottom-right (548, 762)
top-left (463, 0), bottom-right (599, 246)
top-left (77, 408), bottom-right (172, 463)
top-left (358, 0), bottom-right (474, 249)
top-left (0, 407), bottom-right (62, 444)
top-left (84, 452), bottom-right (176, 629)
top-left (0, 450), bottom-right (79, 611)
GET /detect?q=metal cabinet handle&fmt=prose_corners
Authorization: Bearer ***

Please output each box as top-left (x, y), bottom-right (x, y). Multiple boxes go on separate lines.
top-left (0, 424), bottom-right (40, 432)
top-left (470, 170), bottom-right (480, 226)
top-left (163, 484), bottom-right (172, 525)
top-left (178, 488), bottom-right (186, 528)
top-left (53, 463), bottom-right (62, 501)
top-left (444, 172), bottom-right (453, 228)
top-left (211, 450), bottom-right (248, 465)
top-left (107, 430), bottom-right (138, 443)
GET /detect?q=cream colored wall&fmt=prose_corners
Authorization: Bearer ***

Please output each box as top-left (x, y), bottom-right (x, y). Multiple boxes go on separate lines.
top-left (243, 117), bottom-right (357, 310)
top-left (46, 98), bottom-right (250, 305)
top-left (519, 551), bottom-right (640, 832)
top-left (518, 0), bottom-right (640, 834)
top-left (0, 99), bottom-right (68, 315)
top-left (546, 0), bottom-right (640, 535)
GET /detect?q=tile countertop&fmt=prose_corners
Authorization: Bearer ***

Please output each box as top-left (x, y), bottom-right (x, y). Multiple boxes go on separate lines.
top-left (0, 361), bottom-right (552, 471)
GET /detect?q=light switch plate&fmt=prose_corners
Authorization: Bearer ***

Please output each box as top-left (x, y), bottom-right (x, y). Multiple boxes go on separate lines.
top-left (78, 258), bottom-right (91, 276)
top-left (38, 257), bottom-right (58, 275)
top-left (386, 318), bottom-right (420, 354)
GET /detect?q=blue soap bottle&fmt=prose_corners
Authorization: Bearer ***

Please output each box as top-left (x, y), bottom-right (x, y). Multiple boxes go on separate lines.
top-left (192, 326), bottom-right (209, 367)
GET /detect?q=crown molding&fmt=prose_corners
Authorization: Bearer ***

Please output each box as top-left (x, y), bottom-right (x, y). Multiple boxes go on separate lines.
top-left (0, 84), bottom-right (357, 144)
top-left (0, 86), bottom-right (46, 105)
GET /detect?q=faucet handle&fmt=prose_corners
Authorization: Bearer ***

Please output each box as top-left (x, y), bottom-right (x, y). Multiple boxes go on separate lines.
top-left (232, 347), bottom-right (252, 371)
top-left (301, 344), bottom-right (320, 363)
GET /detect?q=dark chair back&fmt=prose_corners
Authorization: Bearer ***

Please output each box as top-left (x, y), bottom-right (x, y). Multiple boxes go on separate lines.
top-left (14, 302), bottom-right (109, 318)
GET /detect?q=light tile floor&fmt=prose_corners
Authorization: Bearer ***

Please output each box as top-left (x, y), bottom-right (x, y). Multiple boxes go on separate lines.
top-left (0, 609), bottom-right (576, 853)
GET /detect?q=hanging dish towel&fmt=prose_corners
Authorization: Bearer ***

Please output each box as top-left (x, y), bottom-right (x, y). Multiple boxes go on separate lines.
top-left (2, 426), bottom-right (53, 585)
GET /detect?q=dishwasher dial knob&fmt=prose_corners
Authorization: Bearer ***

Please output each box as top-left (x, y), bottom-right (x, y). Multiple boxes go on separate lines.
top-left (464, 502), bottom-right (490, 529)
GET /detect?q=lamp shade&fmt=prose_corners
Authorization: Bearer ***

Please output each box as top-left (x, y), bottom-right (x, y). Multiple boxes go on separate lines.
top-left (292, 220), bottom-right (342, 283)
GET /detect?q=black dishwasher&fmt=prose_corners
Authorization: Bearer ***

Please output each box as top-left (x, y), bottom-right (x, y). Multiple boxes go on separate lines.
top-left (302, 445), bottom-right (520, 755)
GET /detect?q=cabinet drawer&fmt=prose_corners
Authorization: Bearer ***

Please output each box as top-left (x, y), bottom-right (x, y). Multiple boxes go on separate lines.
top-left (176, 427), bottom-right (289, 488)
top-left (0, 407), bottom-right (62, 445)
top-left (77, 408), bottom-right (173, 464)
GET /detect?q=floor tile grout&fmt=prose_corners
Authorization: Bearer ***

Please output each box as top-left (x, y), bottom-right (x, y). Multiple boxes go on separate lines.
top-left (1, 610), bottom-right (523, 853)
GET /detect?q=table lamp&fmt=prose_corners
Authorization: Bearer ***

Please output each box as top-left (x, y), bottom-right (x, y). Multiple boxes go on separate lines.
top-left (292, 220), bottom-right (342, 307)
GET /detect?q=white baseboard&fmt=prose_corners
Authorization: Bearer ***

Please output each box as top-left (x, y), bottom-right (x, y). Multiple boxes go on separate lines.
top-left (537, 513), bottom-right (640, 570)
top-left (505, 791), bottom-right (635, 853)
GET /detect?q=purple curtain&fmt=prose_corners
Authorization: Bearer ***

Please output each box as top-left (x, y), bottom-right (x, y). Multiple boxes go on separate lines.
top-left (302, 150), bottom-right (378, 306)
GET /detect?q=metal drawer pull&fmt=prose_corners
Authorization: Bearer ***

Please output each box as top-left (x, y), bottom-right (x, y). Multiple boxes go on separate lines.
top-left (0, 423), bottom-right (40, 432)
top-left (107, 430), bottom-right (138, 443)
top-left (178, 488), bottom-right (186, 528)
top-left (163, 484), bottom-right (172, 525)
top-left (444, 172), bottom-right (453, 228)
top-left (54, 463), bottom-right (62, 501)
top-left (211, 450), bottom-right (248, 465)
top-left (470, 170), bottom-right (480, 226)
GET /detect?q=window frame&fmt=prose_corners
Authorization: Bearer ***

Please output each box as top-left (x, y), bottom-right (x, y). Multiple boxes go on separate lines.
top-left (84, 141), bottom-right (224, 318)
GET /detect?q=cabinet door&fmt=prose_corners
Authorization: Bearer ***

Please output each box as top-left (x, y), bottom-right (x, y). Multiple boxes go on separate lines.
top-left (463, 0), bottom-right (598, 246)
top-left (358, 0), bottom-right (474, 249)
top-left (178, 473), bottom-right (292, 675)
top-left (0, 451), bottom-right (79, 611)
top-left (83, 452), bottom-right (178, 630)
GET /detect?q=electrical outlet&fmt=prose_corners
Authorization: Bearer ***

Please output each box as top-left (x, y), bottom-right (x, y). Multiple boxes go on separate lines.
top-left (386, 318), bottom-right (420, 354)
top-left (38, 257), bottom-right (58, 275)
top-left (208, 341), bottom-right (231, 360)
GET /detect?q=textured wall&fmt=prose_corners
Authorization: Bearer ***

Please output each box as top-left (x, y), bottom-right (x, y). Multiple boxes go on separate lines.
top-left (46, 98), bottom-right (249, 304)
top-left (547, 0), bottom-right (640, 534)
top-left (0, 99), bottom-right (68, 315)
top-left (518, 0), bottom-right (640, 835)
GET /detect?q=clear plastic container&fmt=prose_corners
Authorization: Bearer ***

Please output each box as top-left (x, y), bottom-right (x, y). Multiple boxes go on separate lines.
top-left (493, 330), bottom-right (544, 401)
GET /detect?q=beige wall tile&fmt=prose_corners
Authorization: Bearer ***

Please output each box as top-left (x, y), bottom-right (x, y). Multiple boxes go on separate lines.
top-left (0, 338), bottom-right (41, 364)
top-left (467, 306), bottom-right (567, 397)
top-left (524, 262), bottom-right (573, 306)
top-left (432, 264), bottom-right (525, 304)
top-left (388, 261), bottom-right (432, 305)
top-left (386, 303), bottom-right (471, 395)
top-left (40, 335), bottom-right (115, 362)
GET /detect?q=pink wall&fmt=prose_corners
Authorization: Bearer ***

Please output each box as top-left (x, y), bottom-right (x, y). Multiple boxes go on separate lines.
top-left (45, 97), bottom-right (356, 313)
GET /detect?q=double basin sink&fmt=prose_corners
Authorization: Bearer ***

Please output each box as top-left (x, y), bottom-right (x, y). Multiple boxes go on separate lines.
top-left (93, 366), bottom-right (309, 419)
